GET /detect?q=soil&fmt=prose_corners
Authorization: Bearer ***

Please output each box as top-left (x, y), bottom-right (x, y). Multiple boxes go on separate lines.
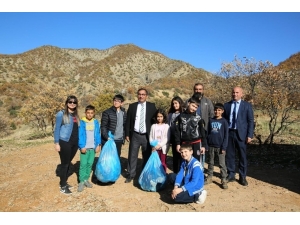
top-left (0, 139), bottom-right (300, 213)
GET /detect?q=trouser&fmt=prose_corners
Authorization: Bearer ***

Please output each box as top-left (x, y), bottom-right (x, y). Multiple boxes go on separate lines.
top-left (156, 149), bottom-right (167, 172)
top-left (171, 136), bottom-right (181, 173)
top-left (226, 130), bottom-right (248, 178)
top-left (79, 149), bottom-right (95, 182)
top-left (102, 139), bottom-right (123, 157)
top-left (127, 132), bottom-right (151, 178)
top-left (207, 146), bottom-right (227, 180)
top-left (58, 139), bottom-right (78, 187)
top-left (168, 173), bottom-right (200, 203)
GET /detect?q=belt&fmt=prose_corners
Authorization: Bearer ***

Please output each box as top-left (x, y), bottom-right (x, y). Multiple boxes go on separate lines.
top-left (182, 140), bottom-right (201, 145)
top-left (134, 131), bottom-right (147, 135)
top-left (229, 128), bottom-right (237, 132)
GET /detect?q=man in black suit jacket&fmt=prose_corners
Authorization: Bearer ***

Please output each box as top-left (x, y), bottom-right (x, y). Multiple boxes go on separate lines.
top-left (223, 86), bottom-right (254, 186)
top-left (124, 88), bottom-right (157, 183)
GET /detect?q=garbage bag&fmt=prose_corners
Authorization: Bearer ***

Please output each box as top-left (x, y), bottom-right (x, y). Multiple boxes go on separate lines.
top-left (95, 131), bottom-right (121, 183)
top-left (138, 151), bottom-right (166, 192)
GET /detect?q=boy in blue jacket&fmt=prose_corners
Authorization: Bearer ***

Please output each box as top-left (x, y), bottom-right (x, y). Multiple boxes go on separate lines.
top-left (168, 143), bottom-right (207, 204)
top-left (205, 103), bottom-right (229, 189)
top-left (78, 105), bottom-right (101, 192)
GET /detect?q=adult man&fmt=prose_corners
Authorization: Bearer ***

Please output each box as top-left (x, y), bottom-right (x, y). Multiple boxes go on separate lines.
top-left (125, 88), bottom-right (157, 183)
top-left (192, 83), bottom-right (214, 131)
top-left (223, 86), bottom-right (254, 186)
top-left (101, 94), bottom-right (127, 158)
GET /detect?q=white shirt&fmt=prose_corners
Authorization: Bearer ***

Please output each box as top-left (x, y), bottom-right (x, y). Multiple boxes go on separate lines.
top-left (134, 102), bottom-right (147, 133)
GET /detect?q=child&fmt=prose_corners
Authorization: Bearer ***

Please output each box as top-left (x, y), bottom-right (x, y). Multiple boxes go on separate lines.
top-left (174, 95), bottom-right (207, 165)
top-left (168, 143), bottom-right (207, 204)
top-left (149, 108), bottom-right (171, 172)
top-left (205, 103), bottom-right (229, 189)
top-left (167, 96), bottom-right (184, 173)
top-left (78, 105), bottom-right (101, 192)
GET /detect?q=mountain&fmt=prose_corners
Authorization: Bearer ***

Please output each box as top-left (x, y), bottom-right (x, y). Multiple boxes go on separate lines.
top-left (0, 44), bottom-right (213, 100)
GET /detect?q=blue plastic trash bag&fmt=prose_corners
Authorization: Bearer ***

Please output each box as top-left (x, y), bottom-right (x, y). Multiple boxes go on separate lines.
top-left (95, 131), bottom-right (121, 183)
top-left (138, 151), bottom-right (166, 192)
top-left (150, 140), bottom-right (158, 148)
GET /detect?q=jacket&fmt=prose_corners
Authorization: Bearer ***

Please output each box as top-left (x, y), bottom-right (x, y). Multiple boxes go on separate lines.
top-left (149, 123), bottom-right (171, 154)
top-left (223, 100), bottom-right (254, 141)
top-left (54, 110), bottom-right (76, 143)
top-left (78, 118), bottom-right (101, 149)
top-left (175, 156), bottom-right (204, 196)
top-left (174, 110), bottom-right (207, 147)
top-left (101, 106), bottom-right (127, 143)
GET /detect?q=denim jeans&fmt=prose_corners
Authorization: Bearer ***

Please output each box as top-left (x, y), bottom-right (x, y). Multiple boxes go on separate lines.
top-left (207, 146), bottom-right (227, 180)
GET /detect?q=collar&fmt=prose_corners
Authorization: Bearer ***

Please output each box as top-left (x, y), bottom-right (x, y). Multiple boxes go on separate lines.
top-left (81, 117), bottom-right (94, 122)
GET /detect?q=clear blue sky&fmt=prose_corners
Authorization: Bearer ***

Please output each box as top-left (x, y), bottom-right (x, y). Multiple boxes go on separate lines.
top-left (1, 5), bottom-right (300, 74)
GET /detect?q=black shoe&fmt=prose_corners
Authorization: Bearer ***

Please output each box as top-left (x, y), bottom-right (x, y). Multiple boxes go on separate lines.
top-left (60, 185), bottom-right (72, 195)
top-left (125, 177), bottom-right (133, 183)
top-left (226, 176), bottom-right (236, 182)
top-left (238, 177), bottom-right (248, 186)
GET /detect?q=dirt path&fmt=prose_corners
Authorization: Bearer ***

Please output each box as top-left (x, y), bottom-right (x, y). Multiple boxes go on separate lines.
top-left (0, 141), bottom-right (300, 212)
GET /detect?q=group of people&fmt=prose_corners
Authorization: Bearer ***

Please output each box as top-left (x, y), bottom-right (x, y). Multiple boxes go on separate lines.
top-left (53, 83), bottom-right (254, 206)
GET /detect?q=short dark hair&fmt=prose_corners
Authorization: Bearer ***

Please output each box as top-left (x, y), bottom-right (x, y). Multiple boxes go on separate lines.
top-left (214, 103), bottom-right (224, 110)
top-left (194, 83), bottom-right (204, 90)
top-left (113, 94), bottom-right (124, 102)
top-left (85, 105), bottom-right (95, 111)
top-left (188, 95), bottom-right (200, 106)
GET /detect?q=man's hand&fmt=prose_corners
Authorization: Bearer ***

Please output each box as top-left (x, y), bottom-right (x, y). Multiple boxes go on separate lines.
top-left (246, 137), bottom-right (252, 144)
top-left (125, 136), bottom-right (130, 142)
top-left (81, 148), bottom-right (87, 154)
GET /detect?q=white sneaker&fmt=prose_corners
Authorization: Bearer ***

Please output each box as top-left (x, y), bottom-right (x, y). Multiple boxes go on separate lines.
top-left (196, 190), bottom-right (207, 204)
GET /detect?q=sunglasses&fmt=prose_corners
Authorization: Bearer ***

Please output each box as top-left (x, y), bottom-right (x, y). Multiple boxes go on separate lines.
top-left (68, 101), bottom-right (77, 104)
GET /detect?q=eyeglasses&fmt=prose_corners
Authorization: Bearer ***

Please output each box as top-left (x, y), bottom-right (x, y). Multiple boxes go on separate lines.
top-left (68, 101), bottom-right (77, 104)
top-left (113, 99), bottom-right (122, 103)
top-left (138, 93), bottom-right (147, 96)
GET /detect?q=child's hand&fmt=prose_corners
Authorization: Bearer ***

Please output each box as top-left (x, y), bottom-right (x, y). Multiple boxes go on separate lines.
top-left (176, 145), bottom-right (181, 153)
top-left (221, 149), bottom-right (225, 154)
top-left (81, 148), bottom-right (87, 154)
top-left (54, 144), bottom-right (60, 152)
top-left (200, 147), bottom-right (205, 154)
top-left (95, 145), bottom-right (101, 153)
top-left (171, 187), bottom-right (183, 199)
top-left (152, 147), bottom-right (156, 152)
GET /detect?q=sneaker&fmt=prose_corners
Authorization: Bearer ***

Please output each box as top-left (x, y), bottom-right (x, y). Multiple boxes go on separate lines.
top-left (221, 180), bottom-right (228, 189)
top-left (58, 182), bottom-right (73, 189)
top-left (77, 182), bottom-right (85, 192)
top-left (60, 185), bottom-right (72, 195)
top-left (204, 176), bottom-right (212, 185)
top-left (196, 190), bottom-right (207, 204)
top-left (84, 180), bottom-right (93, 188)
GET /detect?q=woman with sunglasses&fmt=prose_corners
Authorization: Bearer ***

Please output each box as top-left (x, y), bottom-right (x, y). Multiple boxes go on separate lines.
top-left (54, 95), bottom-right (80, 195)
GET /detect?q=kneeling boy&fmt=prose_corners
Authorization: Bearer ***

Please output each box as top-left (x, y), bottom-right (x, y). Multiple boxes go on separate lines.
top-left (168, 143), bottom-right (207, 204)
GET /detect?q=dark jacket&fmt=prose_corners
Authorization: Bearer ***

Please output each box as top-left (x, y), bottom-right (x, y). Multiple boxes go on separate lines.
top-left (223, 100), bottom-right (254, 141)
top-left (101, 106), bottom-right (127, 143)
top-left (174, 110), bottom-right (207, 147)
top-left (125, 101), bottom-right (157, 139)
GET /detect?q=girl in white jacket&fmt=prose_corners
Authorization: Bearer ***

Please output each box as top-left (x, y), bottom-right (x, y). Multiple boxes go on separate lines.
top-left (149, 109), bottom-right (171, 172)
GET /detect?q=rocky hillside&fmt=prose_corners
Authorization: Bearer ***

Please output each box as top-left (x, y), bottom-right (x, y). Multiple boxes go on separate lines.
top-left (0, 44), bottom-right (213, 99)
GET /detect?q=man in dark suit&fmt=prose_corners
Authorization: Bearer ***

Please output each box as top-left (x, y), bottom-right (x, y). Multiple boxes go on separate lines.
top-left (223, 86), bottom-right (254, 186)
top-left (124, 88), bottom-right (157, 183)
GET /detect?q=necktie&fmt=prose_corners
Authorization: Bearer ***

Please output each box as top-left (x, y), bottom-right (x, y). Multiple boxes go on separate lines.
top-left (232, 102), bottom-right (237, 129)
top-left (139, 103), bottom-right (145, 133)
